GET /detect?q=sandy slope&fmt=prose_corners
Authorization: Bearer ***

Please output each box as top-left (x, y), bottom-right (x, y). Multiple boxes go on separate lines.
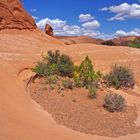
top-left (0, 29), bottom-right (140, 140)
top-left (56, 36), bottom-right (103, 45)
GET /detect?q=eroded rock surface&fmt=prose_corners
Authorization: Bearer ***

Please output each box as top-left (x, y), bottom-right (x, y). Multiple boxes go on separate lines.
top-left (0, 0), bottom-right (36, 30)
top-left (45, 24), bottom-right (54, 37)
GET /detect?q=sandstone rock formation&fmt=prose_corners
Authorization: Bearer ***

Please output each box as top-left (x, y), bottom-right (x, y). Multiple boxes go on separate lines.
top-left (101, 36), bottom-right (140, 46)
top-left (45, 24), bottom-right (54, 37)
top-left (0, 0), bottom-right (36, 30)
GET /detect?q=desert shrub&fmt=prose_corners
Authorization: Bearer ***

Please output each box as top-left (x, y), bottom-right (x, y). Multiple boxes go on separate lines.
top-left (104, 64), bottom-right (135, 89)
top-left (33, 61), bottom-right (58, 76)
top-left (33, 50), bottom-right (59, 77)
top-left (73, 65), bottom-right (80, 73)
top-left (45, 50), bottom-right (60, 64)
top-left (128, 38), bottom-right (140, 48)
top-left (32, 61), bottom-right (47, 76)
top-left (73, 73), bottom-right (84, 88)
top-left (43, 64), bottom-right (58, 76)
top-left (46, 75), bottom-right (58, 85)
top-left (50, 84), bottom-right (55, 90)
top-left (57, 54), bottom-right (74, 77)
top-left (101, 40), bottom-right (115, 46)
top-left (104, 93), bottom-right (125, 112)
top-left (78, 56), bottom-right (101, 87)
top-left (33, 50), bottom-right (74, 78)
top-left (62, 79), bottom-right (74, 89)
top-left (88, 86), bottom-right (97, 99)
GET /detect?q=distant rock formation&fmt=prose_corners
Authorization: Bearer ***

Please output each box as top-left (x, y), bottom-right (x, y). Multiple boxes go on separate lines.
top-left (56, 36), bottom-right (103, 45)
top-left (45, 24), bottom-right (54, 37)
top-left (0, 0), bottom-right (36, 30)
top-left (101, 36), bottom-right (140, 46)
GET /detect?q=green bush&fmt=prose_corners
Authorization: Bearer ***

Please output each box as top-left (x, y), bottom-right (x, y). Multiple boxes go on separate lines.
top-left (79, 56), bottom-right (101, 87)
top-left (104, 93), bottom-right (125, 112)
top-left (33, 62), bottom-right (58, 77)
top-left (88, 86), bottom-right (97, 99)
top-left (32, 61), bottom-right (47, 76)
top-left (46, 75), bottom-right (58, 85)
top-left (128, 38), bottom-right (140, 48)
top-left (73, 65), bottom-right (83, 87)
top-left (45, 50), bottom-right (60, 64)
top-left (57, 54), bottom-right (74, 77)
top-left (33, 51), bottom-right (102, 90)
top-left (33, 50), bottom-right (74, 77)
top-left (45, 64), bottom-right (58, 76)
top-left (62, 79), bottom-right (74, 89)
top-left (104, 64), bottom-right (135, 89)
top-left (73, 74), bottom-right (83, 88)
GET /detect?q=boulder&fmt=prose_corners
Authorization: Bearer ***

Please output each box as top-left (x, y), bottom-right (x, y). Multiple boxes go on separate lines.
top-left (45, 24), bottom-right (54, 37)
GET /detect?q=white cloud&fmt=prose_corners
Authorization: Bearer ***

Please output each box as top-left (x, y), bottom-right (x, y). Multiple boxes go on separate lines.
top-left (115, 29), bottom-right (140, 37)
top-left (100, 29), bottom-right (140, 40)
top-left (79, 14), bottom-right (94, 22)
top-left (115, 30), bottom-right (127, 36)
top-left (81, 20), bottom-right (100, 29)
top-left (37, 18), bottom-right (67, 30)
top-left (36, 16), bottom-right (140, 40)
top-left (30, 9), bottom-right (37, 12)
top-left (92, 29), bottom-right (140, 40)
top-left (100, 3), bottom-right (140, 20)
top-left (36, 17), bottom-right (101, 37)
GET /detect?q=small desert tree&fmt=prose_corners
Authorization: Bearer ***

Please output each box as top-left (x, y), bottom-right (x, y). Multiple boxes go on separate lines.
top-left (78, 56), bottom-right (101, 87)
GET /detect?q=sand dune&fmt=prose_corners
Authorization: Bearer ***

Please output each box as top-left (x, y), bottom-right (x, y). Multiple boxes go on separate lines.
top-left (0, 29), bottom-right (140, 140)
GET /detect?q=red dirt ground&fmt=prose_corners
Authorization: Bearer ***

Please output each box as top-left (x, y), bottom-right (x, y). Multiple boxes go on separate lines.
top-left (29, 78), bottom-right (140, 137)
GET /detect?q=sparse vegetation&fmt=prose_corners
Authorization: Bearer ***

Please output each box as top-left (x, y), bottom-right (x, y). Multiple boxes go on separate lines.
top-left (32, 50), bottom-right (136, 115)
top-left (73, 74), bottom-right (83, 88)
top-left (57, 54), bottom-right (74, 77)
top-left (62, 79), bottom-right (74, 89)
top-left (33, 51), bottom-right (101, 90)
top-left (104, 93), bottom-right (126, 112)
top-left (78, 56), bottom-right (101, 88)
top-left (32, 61), bottom-right (58, 77)
top-left (128, 38), bottom-right (140, 48)
top-left (45, 50), bottom-right (60, 64)
top-left (46, 75), bottom-right (58, 85)
top-left (29, 48), bottom-right (139, 137)
top-left (104, 64), bottom-right (135, 89)
top-left (33, 50), bottom-right (73, 77)
top-left (88, 86), bottom-right (97, 99)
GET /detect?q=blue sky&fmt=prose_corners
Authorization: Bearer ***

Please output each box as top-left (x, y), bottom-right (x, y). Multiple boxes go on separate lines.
top-left (23, 0), bottom-right (140, 39)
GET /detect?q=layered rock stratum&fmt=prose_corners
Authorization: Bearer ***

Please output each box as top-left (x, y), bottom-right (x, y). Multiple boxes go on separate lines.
top-left (0, 0), bottom-right (36, 30)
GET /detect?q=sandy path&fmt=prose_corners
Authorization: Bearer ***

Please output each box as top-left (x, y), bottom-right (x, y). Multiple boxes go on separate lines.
top-left (0, 30), bottom-right (140, 140)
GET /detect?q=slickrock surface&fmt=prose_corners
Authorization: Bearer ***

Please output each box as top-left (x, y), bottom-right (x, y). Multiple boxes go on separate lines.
top-left (0, 29), bottom-right (140, 140)
top-left (56, 36), bottom-right (103, 45)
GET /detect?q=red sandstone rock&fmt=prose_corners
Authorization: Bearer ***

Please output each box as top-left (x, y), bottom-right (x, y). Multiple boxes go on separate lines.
top-left (101, 36), bottom-right (140, 46)
top-left (0, 0), bottom-right (36, 30)
top-left (45, 24), bottom-right (54, 37)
